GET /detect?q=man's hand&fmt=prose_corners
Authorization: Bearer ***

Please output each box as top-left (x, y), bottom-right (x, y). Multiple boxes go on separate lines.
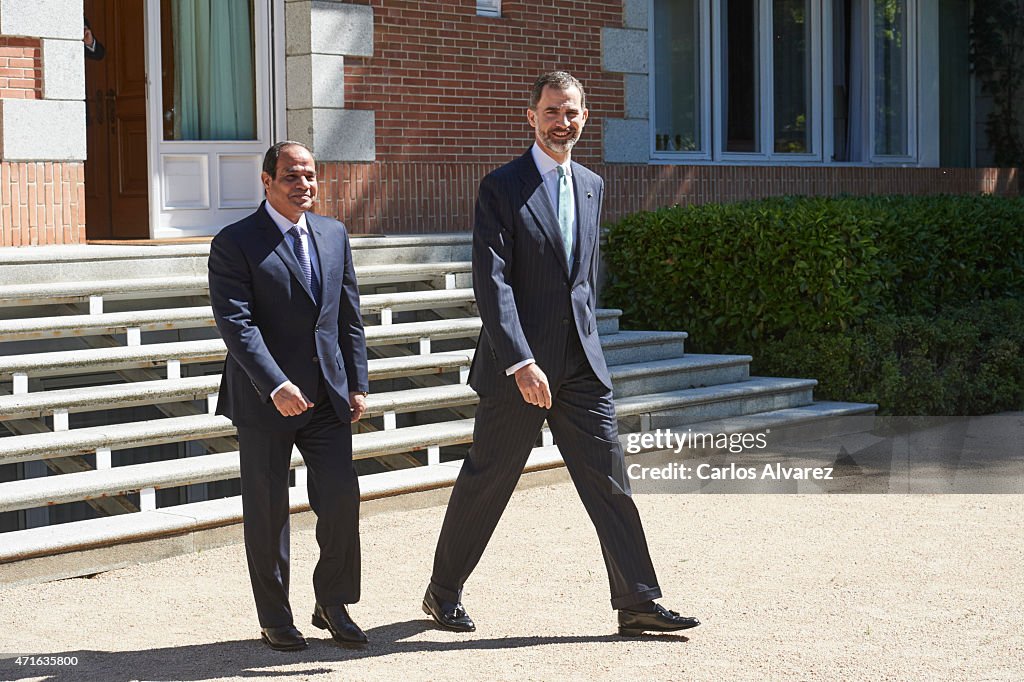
top-left (272, 381), bottom-right (313, 417)
top-left (514, 362), bottom-right (551, 409)
top-left (349, 392), bottom-right (368, 422)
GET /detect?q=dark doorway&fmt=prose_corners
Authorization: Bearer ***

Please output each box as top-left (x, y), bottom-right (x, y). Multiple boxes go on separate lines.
top-left (84, 0), bottom-right (150, 240)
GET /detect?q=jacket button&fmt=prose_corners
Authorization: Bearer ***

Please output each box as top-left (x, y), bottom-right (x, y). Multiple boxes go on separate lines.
top-left (562, 318), bottom-right (570, 325)
top-left (312, 356), bottom-right (319, 363)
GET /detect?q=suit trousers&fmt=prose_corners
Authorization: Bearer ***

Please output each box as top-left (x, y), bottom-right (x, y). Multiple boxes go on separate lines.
top-left (430, 331), bottom-right (662, 609)
top-left (237, 382), bottom-right (361, 628)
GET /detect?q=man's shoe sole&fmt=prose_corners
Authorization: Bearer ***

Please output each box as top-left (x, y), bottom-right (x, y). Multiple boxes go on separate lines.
top-left (422, 600), bottom-right (476, 632)
top-left (618, 622), bottom-right (701, 637)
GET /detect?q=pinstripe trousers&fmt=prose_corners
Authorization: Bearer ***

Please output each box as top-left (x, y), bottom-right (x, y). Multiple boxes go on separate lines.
top-left (430, 331), bottom-right (662, 610)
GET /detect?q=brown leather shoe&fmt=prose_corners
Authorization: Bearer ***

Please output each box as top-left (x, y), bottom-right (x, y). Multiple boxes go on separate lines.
top-left (311, 603), bottom-right (368, 647)
top-left (260, 624), bottom-right (308, 651)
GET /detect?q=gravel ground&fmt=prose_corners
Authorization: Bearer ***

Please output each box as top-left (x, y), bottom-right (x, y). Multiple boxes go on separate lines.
top-left (1, 475), bottom-right (1022, 682)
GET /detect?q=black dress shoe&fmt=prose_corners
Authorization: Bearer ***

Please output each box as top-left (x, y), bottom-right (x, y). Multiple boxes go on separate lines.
top-left (422, 588), bottom-right (475, 632)
top-left (617, 604), bottom-right (701, 636)
top-left (260, 624), bottom-right (308, 651)
top-left (311, 603), bottom-right (369, 647)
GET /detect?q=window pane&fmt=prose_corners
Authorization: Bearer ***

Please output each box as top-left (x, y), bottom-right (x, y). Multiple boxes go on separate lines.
top-left (773, 0), bottom-right (810, 153)
top-left (723, 0), bottom-right (760, 153)
top-left (653, 0), bottom-right (702, 152)
top-left (873, 0), bottom-right (908, 155)
top-left (161, 0), bottom-right (257, 141)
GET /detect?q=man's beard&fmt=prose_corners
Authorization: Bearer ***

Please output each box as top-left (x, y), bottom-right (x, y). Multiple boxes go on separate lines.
top-left (539, 127), bottom-right (580, 154)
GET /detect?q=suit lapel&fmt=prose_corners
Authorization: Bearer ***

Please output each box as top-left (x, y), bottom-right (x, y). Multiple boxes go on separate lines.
top-left (258, 203), bottom-right (319, 306)
top-left (307, 213), bottom-right (337, 309)
top-left (571, 163), bottom-right (597, 285)
top-left (518, 152), bottom-right (570, 280)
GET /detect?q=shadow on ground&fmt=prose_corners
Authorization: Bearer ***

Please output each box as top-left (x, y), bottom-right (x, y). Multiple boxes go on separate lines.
top-left (0, 619), bottom-right (689, 681)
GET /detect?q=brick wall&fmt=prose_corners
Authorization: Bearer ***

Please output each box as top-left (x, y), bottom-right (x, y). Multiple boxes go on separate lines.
top-left (0, 31), bottom-right (84, 247)
top-left (315, 161), bottom-right (1019, 234)
top-left (343, 0), bottom-right (622, 167)
top-left (0, 37), bottom-right (42, 99)
top-left (0, 162), bottom-right (85, 245)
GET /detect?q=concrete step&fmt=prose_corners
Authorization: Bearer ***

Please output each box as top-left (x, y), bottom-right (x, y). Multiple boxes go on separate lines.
top-left (0, 350), bottom-right (476, 408)
top-left (0, 314), bottom-right (633, 382)
top-left (0, 290), bottom-right (479, 342)
top-left (615, 377), bottom-right (818, 431)
top-left (611, 354), bottom-right (751, 398)
top-left (0, 400), bottom-right (877, 572)
top-left (600, 330), bottom-right (687, 365)
top-left (0, 376), bottom-right (815, 468)
top-left (2, 327), bottom-right (688, 417)
top-left (349, 234), bottom-right (471, 267)
top-left (0, 262), bottom-right (474, 309)
top-left (0, 237), bottom-right (474, 286)
top-left (0, 414), bottom-right (236, 466)
top-left (0, 245), bottom-right (210, 286)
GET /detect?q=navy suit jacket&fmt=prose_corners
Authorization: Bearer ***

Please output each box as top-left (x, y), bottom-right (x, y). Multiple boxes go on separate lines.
top-left (208, 202), bottom-right (369, 430)
top-left (468, 150), bottom-right (612, 398)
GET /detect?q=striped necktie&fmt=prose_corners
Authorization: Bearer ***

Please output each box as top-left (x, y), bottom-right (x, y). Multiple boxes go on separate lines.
top-left (557, 165), bottom-right (573, 267)
top-left (288, 226), bottom-right (321, 305)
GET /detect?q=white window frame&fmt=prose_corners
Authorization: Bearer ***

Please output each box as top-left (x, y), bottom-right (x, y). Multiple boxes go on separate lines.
top-left (867, 0), bottom-right (918, 163)
top-left (649, 0), bottom-right (713, 161)
top-left (477, 0), bottom-right (501, 18)
top-left (649, 0), bottom-right (918, 166)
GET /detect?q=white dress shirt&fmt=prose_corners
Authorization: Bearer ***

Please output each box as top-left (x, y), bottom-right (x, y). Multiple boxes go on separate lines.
top-left (264, 201), bottom-right (323, 398)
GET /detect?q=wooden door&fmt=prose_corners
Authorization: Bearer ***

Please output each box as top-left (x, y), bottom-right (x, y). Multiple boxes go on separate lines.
top-left (84, 0), bottom-right (150, 240)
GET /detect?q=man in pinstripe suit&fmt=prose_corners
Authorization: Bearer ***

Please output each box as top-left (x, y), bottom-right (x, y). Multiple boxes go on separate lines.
top-left (422, 72), bottom-right (701, 636)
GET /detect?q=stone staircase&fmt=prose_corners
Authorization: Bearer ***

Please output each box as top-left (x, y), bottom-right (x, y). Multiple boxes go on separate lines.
top-left (0, 236), bottom-right (874, 583)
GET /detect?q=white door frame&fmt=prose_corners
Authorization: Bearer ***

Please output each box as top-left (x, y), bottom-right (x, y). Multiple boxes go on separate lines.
top-left (143, 0), bottom-right (284, 238)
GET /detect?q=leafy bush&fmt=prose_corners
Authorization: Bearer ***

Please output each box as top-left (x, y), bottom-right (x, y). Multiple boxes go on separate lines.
top-left (754, 299), bottom-right (1024, 415)
top-left (604, 195), bottom-right (1024, 354)
top-left (603, 195), bottom-right (1024, 414)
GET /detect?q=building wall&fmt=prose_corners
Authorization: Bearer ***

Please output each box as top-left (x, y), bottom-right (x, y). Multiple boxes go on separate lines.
top-left (0, 0), bottom-right (87, 247)
top-left (340, 0), bottom-right (622, 167)
top-left (301, 1), bottom-right (1016, 234)
top-left (315, 161), bottom-right (1018, 234)
top-left (0, 36), bottom-right (41, 99)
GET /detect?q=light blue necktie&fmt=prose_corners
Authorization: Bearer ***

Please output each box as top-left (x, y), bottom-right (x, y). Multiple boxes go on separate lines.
top-left (557, 165), bottom-right (573, 267)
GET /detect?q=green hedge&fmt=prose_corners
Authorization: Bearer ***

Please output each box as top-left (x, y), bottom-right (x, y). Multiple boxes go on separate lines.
top-left (603, 195), bottom-right (1024, 414)
top-left (604, 195), bottom-right (1024, 354)
top-left (754, 299), bottom-right (1024, 415)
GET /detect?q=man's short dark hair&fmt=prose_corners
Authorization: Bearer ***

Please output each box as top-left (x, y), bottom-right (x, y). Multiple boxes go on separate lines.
top-left (530, 71), bottom-right (587, 110)
top-left (262, 141), bottom-right (312, 178)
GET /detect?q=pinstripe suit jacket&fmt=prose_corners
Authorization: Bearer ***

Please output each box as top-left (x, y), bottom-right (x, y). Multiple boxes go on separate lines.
top-left (468, 150), bottom-right (612, 398)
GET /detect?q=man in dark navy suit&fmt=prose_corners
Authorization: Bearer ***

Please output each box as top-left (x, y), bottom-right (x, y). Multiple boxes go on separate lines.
top-left (208, 141), bottom-right (370, 651)
top-left (423, 72), bottom-right (701, 636)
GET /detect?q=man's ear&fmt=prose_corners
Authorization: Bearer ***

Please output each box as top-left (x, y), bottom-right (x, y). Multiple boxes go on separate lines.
top-left (527, 108), bottom-right (537, 129)
top-left (260, 171), bottom-right (272, 195)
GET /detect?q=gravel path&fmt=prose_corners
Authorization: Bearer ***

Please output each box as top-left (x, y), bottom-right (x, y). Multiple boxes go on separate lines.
top-left (1, 473), bottom-right (1022, 681)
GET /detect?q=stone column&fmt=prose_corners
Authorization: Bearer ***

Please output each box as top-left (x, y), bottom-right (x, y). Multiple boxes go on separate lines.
top-left (285, 0), bottom-right (376, 162)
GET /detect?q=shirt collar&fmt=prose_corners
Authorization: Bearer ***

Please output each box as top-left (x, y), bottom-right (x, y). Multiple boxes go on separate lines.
top-left (264, 200), bottom-right (309, 236)
top-left (531, 142), bottom-right (572, 178)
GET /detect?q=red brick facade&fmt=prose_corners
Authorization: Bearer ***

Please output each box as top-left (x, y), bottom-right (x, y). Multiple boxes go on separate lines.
top-left (1, 162), bottom-right (86, 246)
top-left (343, 0), bottom-right (621, 167)
top-left (0, 37), bottom-right (41, 100)
top-left (315, 161), bottom-right (1019, 234)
